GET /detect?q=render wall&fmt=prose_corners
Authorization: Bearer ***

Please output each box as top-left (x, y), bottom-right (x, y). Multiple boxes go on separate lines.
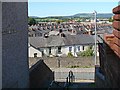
top-left (42, 45), bottom-right (92, 57)
top-left (2, 2), bottom-right (29, 88)
top-left (0, 1), bottom-right (2, 89)
top-left (29, 46), bottom-right (42, 57)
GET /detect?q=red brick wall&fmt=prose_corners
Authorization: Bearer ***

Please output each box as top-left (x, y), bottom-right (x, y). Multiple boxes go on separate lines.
top-left (96, 42), bottom-right (120, 88)
top-left (95, 5), bottom-right (120, 88)
top-left (112, 5), bottom-right (120, 58)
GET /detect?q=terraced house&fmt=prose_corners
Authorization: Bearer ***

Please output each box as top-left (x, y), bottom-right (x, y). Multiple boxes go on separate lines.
top-left (1, 1), bottom-right (120, 89)
top-left (29, 34), bottom-right (94, 57)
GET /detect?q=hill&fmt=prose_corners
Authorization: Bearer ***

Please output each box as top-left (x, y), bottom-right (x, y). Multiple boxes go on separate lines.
top-left (73, 13), bottom-right (113, 18)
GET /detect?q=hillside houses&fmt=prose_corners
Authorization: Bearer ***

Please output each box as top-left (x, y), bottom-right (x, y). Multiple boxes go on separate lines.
top-left (28, 22), bottom-right (113, 58)
top-left (28, 22), bottom-right (113, 37)
top-left (28, 22), bottom-right (91, 37)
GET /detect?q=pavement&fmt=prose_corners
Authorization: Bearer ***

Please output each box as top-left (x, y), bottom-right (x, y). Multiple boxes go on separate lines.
top-left (75, 79), bottom-right (95, 83)
top-left (51, 68), bottom-right (95, 83)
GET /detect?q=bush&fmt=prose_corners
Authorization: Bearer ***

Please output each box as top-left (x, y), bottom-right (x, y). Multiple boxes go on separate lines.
top-left (67, 65), bottom-right (79, 68)
top-left (78, 48), bottom-right (94, 57)
top-left (67, 52), bottom-right (73, 57)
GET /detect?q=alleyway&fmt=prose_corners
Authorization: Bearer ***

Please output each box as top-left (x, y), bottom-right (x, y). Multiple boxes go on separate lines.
top-left (48, 68), bottom-right (95, 89)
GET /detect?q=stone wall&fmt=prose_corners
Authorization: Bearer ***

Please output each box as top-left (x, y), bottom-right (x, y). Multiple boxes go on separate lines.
top-left (1, 2), bottom-right (29, 88)
top-left (29, 56), bottom-right (95, 68)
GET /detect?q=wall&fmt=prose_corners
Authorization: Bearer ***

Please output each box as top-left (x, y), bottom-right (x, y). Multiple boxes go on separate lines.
top-left (95, 5), bottom-right (120, 87)
top-left (43, 57), bottom-right (94, 68)
top-left (61, 46), bottom-right (69, 55)
top-left (95, 42), bottom-right (120, 88)
top-left (62, 45), bottom-right (92, 57)
top-left (29, 46), bottom-right (42, 57)
top-left (42, 45), bottom-right (92, 57)
top-left (51, 47), bottom-right (57, 56)
top-left (29, 60), bottom-right (54, 88)
top-left (44, 48), bottom-right (49, 56)
top-left (2, 2), bottom-right (29, 88)
top-left (0, 1), bottom-right (2, 89)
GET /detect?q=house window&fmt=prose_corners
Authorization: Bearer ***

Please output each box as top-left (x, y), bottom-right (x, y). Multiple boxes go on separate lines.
top-left (78, 46), bottom-right (80, 51)
top-left (34, 53), bottom-right (37, 57)
top-left (38, 33), bottom-right (42, 36)
top-left (69, 47), bottom-right (72, 52)
top-left (58, 46), bottom-right (61, 54)
top-left (49, 47), bottom-right (51, 54)
top-left (42, 51), bottom-right (44, 56)
top-left (82, 46), bottom-right (84, 51)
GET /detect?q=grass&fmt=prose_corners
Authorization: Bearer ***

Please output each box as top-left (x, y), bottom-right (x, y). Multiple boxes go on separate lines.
top-left (83, 66), bottom-right (92, 68)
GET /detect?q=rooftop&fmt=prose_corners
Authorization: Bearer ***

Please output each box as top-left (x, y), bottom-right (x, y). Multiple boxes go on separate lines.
top-left (29, 34), bottom-right (95, 48)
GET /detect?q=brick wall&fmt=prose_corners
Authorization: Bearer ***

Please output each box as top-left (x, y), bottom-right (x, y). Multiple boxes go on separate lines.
top-left (112, 5), bottom-right (120, 58)
top-left (96, 43), bottom-right (120, 88)
top-left (95, 5), bottom-right (120, 88)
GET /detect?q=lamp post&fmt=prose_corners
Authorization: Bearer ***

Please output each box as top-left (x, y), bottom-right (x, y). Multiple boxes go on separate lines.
top-left (94, 10), bottom-right (97, 65)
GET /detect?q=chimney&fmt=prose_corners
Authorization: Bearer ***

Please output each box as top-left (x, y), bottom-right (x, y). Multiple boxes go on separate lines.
top-left (44, 33), bottom-right (49, 38)
top-left (59, 29), bottom-right (62, 33)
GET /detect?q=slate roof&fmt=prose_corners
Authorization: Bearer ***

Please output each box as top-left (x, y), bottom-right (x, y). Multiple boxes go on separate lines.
top-left (29, 34), bottom-right (95, 48)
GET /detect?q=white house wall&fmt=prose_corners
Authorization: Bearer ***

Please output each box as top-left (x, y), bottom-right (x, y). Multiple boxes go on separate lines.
top-left (92, 45), bottom-right (99, 56)
top-left (44, 48), bottom-right (49, 56)
top-left (76, 45), bottom-right (82, 52)
top-left (61, 46), bottom-right (69, 55)
top-left (51, 47), bottom-right (57, 56)
top-left (84, 46), bottom-right (89, 51)
top-left (40, 45), bottom-right (94, 57)
top-left (29, 46), bottom-right (42, 57)
top-left (61, 45), bottom-right (87, 57)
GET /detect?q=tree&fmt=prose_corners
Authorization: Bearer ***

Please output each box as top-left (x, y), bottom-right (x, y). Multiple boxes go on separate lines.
top-left (56, 20), bottom-right (61, 24)
top-left (28, 17), bottom-right (37, 26)
top-left (78, 48), bottom-right (94, 57)
top-left (109, 17), bottom-right (113, 22)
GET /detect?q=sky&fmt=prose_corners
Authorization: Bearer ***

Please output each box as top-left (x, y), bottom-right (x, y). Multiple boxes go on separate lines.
top-left (28, 2), bottom-right (118, 17)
